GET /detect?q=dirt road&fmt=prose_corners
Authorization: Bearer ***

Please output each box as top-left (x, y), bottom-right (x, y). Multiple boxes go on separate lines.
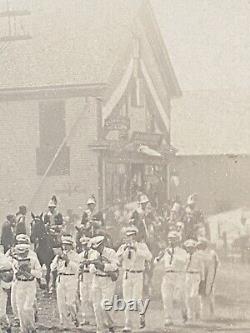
top-left (10, 262), bottom-right (250, 333)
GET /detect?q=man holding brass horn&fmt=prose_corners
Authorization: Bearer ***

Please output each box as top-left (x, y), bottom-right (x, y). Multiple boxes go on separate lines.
top-left (117, 226), bottom-right (152, 332)
top-left (50, 234), bottom-right (80, 329)
top-left (12, 241), bottom-right (41, 333)
top-left (89, 235), bottom-right (119, 333)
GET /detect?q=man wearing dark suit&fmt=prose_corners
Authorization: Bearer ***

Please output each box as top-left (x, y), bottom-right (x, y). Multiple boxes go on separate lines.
top-left (1, 215), bottom-right (16, 253)
top-left (16, 205), bottom-right (27, 235)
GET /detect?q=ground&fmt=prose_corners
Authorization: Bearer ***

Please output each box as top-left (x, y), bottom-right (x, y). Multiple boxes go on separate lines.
top-left (10, 262), bottom-right (250, 333)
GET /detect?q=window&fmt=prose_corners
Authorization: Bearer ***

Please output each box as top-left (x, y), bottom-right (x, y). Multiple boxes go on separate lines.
top-left (36, 101), bottom-right (70, 176)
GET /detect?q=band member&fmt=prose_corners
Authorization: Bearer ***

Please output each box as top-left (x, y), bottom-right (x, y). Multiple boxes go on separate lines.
top-left (12, 242), bottom-right (42, 333)
top-left (78, 235), bottom-right (96, 326)
top-left (117, 226), bottom-right (152, 332)
top-left (80, 195), bottom-right (104, 237)
top-left (154, 231), bottom-right (188, 328)
top-left (50, 235), bottom-right (80, 328)
top-left (197, 237), bottom-right (219, 320)
top-left (6, 234), bottom-right (37, 328)
top-left (89, 235), bottom-right (119, 333)
top-left (0, 253), bottom-right (13, 333)
top-left (184, 239), bottom-right (205, 323)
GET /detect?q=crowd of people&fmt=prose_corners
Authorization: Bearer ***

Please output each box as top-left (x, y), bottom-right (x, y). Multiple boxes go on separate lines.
top-left (0, 193), bottom-right (219, 333)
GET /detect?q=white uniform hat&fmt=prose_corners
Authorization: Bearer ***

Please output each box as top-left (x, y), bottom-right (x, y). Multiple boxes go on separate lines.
top-left (176, 221), bottom-right (184, 230)
top-left (139, 194), bottom-right (149, 204)
top-left (61, 235), bottom-right (74, 245)
top-left (48, 195), bottom-right (57, 208)
top-left (15, 243), bottom-right (30, 253)
top-left (87, 195), bottom-right (96, 205)
top-left (126, 226), bottom-right (139, 236)
top-left (80, 235), bottom-right (91, 245)
top-left (16, 234), bottom-right (30, 244)
top-left (185, 206), bottom-right (193, 214)
top-left (184, 239), bottom-right (198, 248)
top-left (89, 235), bottom-right (104, 249)
top-left (197, 237), bottom-right (208, 245)
top-left (168, 231), bottom-right (180, 239)
top-left (171, 202), bottom-right (181, 213)
top-left (187, 193), bottom-right (198, 205)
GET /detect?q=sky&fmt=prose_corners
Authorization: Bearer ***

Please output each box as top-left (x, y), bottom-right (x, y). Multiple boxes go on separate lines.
top-left (152, 0), bottom-right (250, 154)
top-left (152, 0), bottom-right (250, 92)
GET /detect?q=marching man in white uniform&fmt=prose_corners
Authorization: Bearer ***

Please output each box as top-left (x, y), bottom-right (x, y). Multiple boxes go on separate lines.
top-left (0, 253), bottom-right (13, 333)
top-left (78, 235), bottom-right (96, 326)
top-left (6, 234), bottom-right (37, 328)
top-left (12, 242), bottom-right (42, 333)
top-left (197, 237), bottom-right (219, 320)
top-left (154, 231), bottom-right (188, 328)
top-left (51, 234), bottom-right (80, 328)
top-left (184, 239), bottom-right (205, 323)
top-left (117, 226), bottom-right (152, 332)
top-left (89, 235), bottom-right (119, 333)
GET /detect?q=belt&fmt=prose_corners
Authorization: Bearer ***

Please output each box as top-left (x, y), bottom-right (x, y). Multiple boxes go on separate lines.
top-left (0, 269), bottom-right (12, 273)
top-left (16, 277), bottom-right (35, 282)
top-left (186, 271), bottom-right (199, 274)
top-left (165, 270), bottom-right (182, 273)
top-left (96, 273), bottom-right (109, 277)
top-left (125, 269), bottom-right (143, 273)
top-left (58, 273), bottom-right (75, 276)
top-left (79, 271), bottom-right (90, 282)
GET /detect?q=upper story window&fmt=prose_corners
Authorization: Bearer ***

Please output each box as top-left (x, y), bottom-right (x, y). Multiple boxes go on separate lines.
top-left (36, 100), bottom-right (70, 176)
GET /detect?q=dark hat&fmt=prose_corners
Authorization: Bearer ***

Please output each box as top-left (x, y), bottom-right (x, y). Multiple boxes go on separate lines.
top-left (7, 214), bottom-right (15, 222)
top-left (18, 205), bottom-right (27, 212)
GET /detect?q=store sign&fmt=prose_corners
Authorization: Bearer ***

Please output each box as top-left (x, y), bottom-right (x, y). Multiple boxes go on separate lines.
top-left (131, 132), bottom-right (163, 147)
top-left (104, 115), bottom-right (130, 131)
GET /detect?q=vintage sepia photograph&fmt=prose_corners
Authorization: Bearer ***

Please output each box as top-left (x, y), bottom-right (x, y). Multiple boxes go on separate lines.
top-left (0, 0), bottom-right (249, 332)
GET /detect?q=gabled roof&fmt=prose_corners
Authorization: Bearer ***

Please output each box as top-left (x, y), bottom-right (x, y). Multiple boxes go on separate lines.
top-left (0, 0), bottom-right (180, 98)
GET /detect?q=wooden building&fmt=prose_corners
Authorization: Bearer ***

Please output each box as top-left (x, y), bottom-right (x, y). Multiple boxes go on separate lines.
top-left (0, 0), bottom-right (181, 217)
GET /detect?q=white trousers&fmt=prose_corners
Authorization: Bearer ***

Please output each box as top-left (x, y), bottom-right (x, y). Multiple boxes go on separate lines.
top-left (0, 287), bottom-right (9, 333)
top-left (92, 275), bottom-right (115, 333)
top-left (79, 273), bottom-right (93, 321)
top-left (56, 275), bottom-right (78, 325)
top-left (15, 280), bottom-right (37, 333)
top-left (161, 273), bottom-right (186, 323)
top-left (185, 273), bottom-right (201, 321)
top-left (11, 280), bottom-right (18, 319)
top-left (200, 289), bottom-right (215, 319)
top-left (123, 271), bottom-right (144, 328)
